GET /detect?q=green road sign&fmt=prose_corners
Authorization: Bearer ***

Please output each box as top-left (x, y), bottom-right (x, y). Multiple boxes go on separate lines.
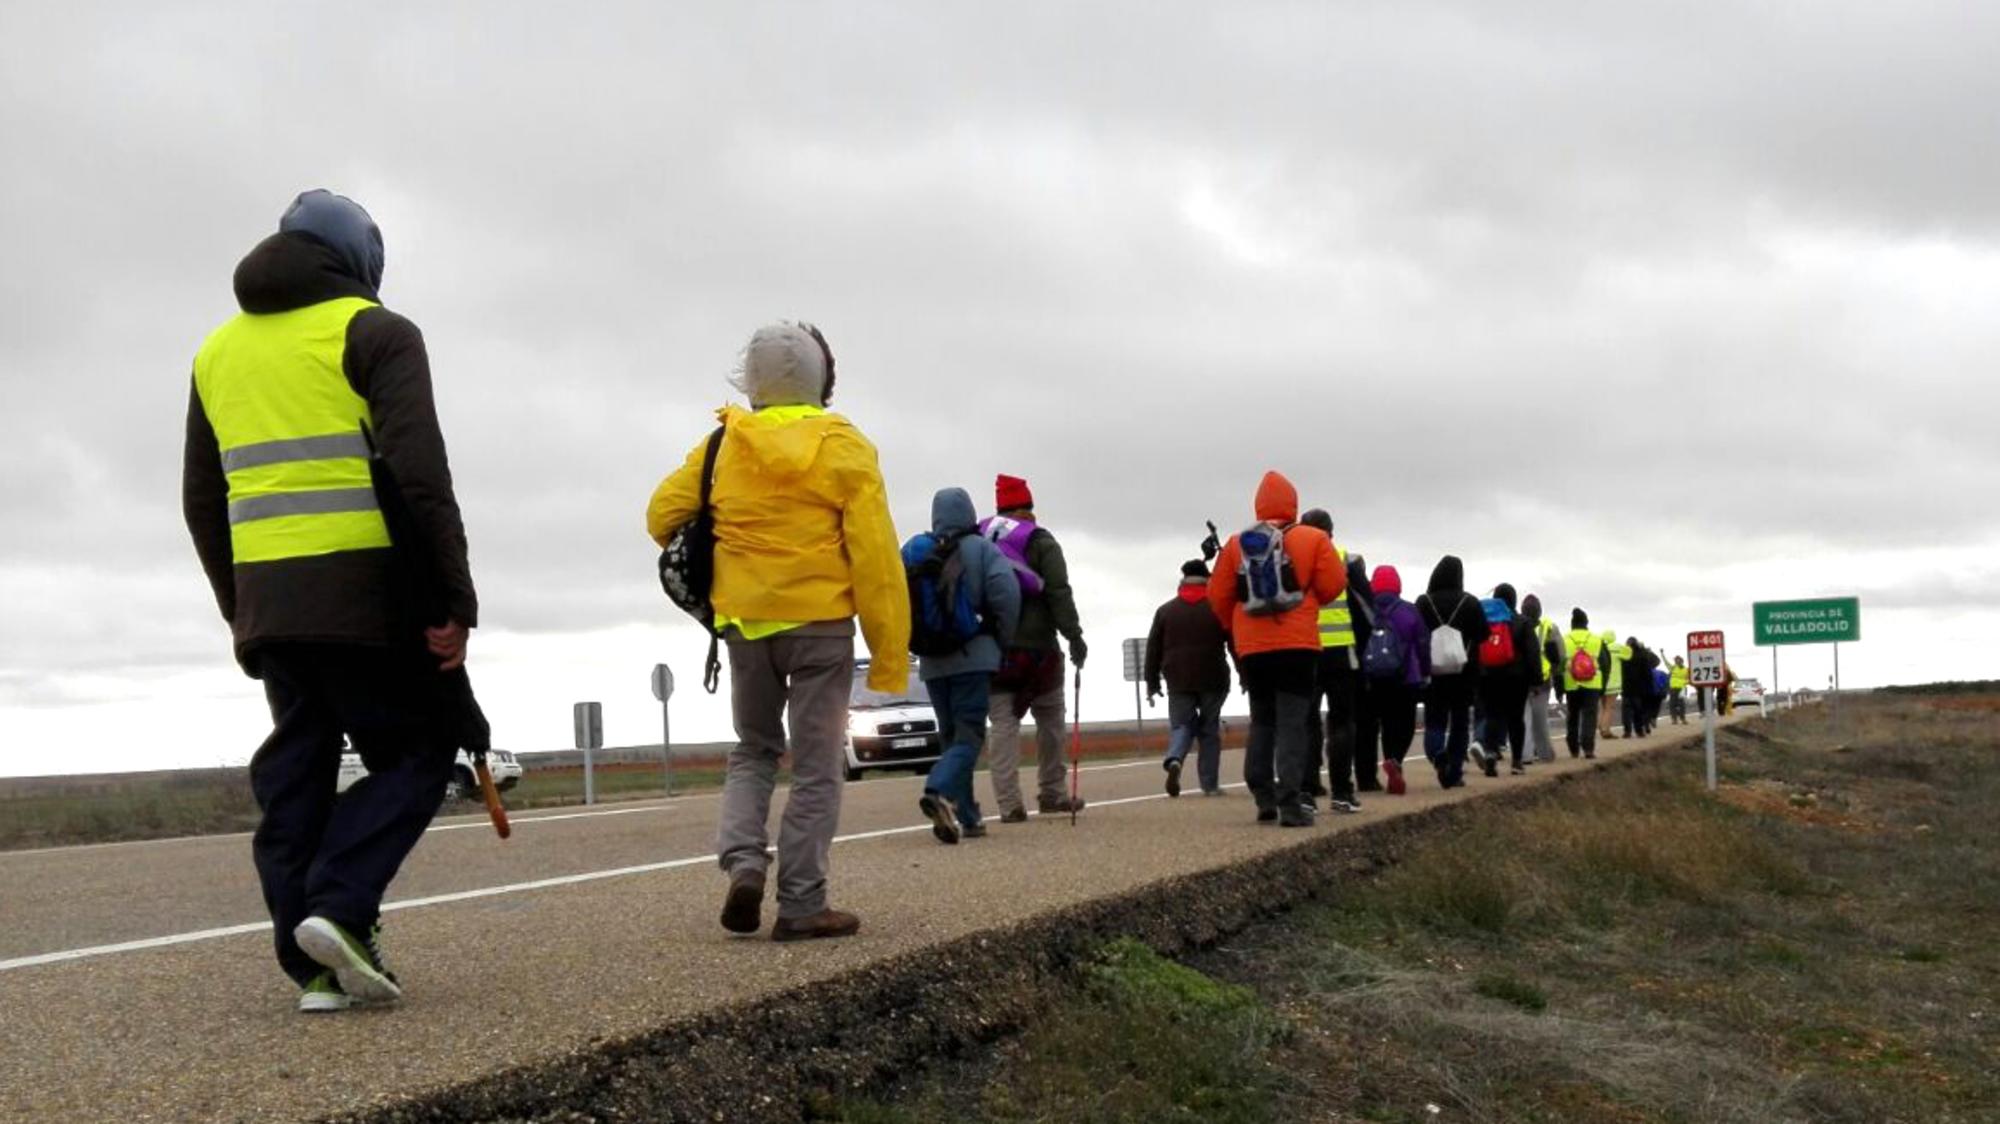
top-left (1752, 597), bottom-right (1861, 646)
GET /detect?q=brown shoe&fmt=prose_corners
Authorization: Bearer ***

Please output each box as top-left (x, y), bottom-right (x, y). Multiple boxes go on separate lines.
top-left (771, 909), bottom-right (861, 942)
top-left (1038, 796), bottom-right (1086, 815)
top-left (720, 869), bottom-right (765, 934)
top-left (999, 808), bottom-right (1028, 824)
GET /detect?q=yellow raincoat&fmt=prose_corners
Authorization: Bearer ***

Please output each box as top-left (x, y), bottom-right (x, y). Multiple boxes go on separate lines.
top-left (647, 405), bottom-right (910, 692)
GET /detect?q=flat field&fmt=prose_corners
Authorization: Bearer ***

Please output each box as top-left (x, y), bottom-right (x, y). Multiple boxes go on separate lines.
top-left (845, 693), bottom-right (2000, 1124)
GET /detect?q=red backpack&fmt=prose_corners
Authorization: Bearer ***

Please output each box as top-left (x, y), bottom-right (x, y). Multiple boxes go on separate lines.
top-left (1479, 621), bottom-right (1516, 668)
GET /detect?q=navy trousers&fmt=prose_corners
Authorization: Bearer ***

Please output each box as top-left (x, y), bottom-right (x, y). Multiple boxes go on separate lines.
top-left (250, 644), bottom-right (455, 985)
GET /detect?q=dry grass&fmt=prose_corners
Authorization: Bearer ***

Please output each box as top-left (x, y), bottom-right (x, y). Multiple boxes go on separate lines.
top-left (844, 693), bottom-right (2000, 1124)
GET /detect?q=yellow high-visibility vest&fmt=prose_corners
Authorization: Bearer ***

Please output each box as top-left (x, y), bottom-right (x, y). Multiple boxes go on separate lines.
top-left (1564, 627), bottom-right (1608, 691)
top-left (193, 296), bottom-right (391, 564)
top-left (1317, 545), bottom-right (1353, 648)
top-left (1535, 618), bottom-right (1557, 680)
top-left (1669, 665), bottom-right (1689, 690)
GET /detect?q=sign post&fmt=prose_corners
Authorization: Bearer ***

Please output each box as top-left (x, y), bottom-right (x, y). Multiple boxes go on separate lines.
top-left (651, 663), bottom-right (676, 797)
top-left (1753, 597), bottom-right (1861, 730)
top-left (1121, 637), bottom-right (1147, 744)
top-left (1687, 631), bottom-right (1726, 792)
top-left (573, 701), bottom-right (604, 805)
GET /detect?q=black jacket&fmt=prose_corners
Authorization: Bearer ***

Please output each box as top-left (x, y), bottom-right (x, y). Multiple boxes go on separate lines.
top-left (1415, 556), bottom-right (1484, 679)
top-left (1010, 523), bottom-right (1085, 659)
top-left (1144, 587), bottom-right (1232, 696)
top-left (1622, 642), bottom-right (1662, 696)
top-left (183, 232), bottom-right (476, 664)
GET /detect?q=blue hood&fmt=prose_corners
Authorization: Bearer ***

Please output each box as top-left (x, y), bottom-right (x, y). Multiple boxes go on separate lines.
top-left (279, 189), bottom-right (385, 291)
top-left (931, 487), bottom-right (977, 535)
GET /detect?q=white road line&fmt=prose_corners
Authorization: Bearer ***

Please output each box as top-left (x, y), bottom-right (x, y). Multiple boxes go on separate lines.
top-left (0, 780), bottom-right (1225, 973)
top-left (0, 758), bottom-right (1167, 859)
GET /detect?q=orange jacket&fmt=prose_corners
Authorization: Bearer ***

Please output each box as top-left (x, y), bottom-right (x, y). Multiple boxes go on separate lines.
top-left (1206, 472), bottom-right (1346, 657)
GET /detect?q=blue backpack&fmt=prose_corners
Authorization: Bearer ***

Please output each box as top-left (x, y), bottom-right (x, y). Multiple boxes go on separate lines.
top-left (901, 531), bottom-right (983, 657)
top-left (1362, 602), bottom-right (1409, 680)
top-left (1652, 667), bottom-right (1670, 696)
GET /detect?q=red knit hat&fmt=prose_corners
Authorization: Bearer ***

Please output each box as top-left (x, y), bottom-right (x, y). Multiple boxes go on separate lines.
top-left (995, 474), bottom-right (1034, 511)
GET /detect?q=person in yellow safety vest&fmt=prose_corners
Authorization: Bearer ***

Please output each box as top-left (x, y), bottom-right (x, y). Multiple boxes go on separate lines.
top-left (183, 190), bottom-right (478, 1016)
top-left (1562, 608), bottom-right (1611, 759)
top-left (1596, 628), bottom-right (1630, 739)
top-left (1668, 656), bottom-right (1691, 725)
top-left (1300, 510), bottom-right (1372, 811)
top-left (1522, 594), bottom-right (1563, 763)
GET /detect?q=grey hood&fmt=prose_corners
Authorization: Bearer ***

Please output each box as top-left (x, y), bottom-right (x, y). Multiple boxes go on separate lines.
top-left (931, 487), bottom-right (977, 535)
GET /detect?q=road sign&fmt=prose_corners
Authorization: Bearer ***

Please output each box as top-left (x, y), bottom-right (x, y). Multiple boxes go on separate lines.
top-left (1121, 637), bottom-right (1146, 683)
top-left (1686, 630), bottom-right (1726, 688)
top-left (651, 663), bottom-right (675, 702)
top-left (1753, 597), bottom-right (1860, 646)
top-left (1686, 631), bottom-right (1726, 793)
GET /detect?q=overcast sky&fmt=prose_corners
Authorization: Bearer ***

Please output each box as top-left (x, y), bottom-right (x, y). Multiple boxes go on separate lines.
top-left (3, 1), bottom-right (1996, 776)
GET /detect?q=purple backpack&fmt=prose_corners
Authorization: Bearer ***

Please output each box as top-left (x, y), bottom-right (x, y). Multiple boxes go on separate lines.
top-left (977, 516), bottom-right (1046, 596)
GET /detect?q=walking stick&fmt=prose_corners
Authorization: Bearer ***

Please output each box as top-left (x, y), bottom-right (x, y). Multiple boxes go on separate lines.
top-left (474, 750), bottom-right (512, 840)
top-left (1069, 665), bottom-right (1083, 826)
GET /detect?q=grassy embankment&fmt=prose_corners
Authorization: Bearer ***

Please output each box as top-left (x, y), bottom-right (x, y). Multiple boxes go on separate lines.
top-left (845, 693), bottom-right (2000, 1123)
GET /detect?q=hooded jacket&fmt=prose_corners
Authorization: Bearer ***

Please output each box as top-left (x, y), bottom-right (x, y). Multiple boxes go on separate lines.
top-left (647, 404), bottom-right (910, 693)
top-left (1370, 565), bottom-right (1431, 688)
top-left (909, 488), bottom-right (1021, 681)
top-left (1145, 577), bottom-right (1232, 696)
top-left (1206, 472), bottom-right (1346, 657)
top-left (183, 231), bottom-right (476, 662)
top-left (1414, 556), bottom-right (1484, 679)
top-left (1599, 630), bottom-right (1631, 695)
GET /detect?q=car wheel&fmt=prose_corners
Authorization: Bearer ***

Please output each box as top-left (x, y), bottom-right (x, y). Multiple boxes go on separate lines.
top-left (446, 768), bottom-right (474, 803)
top-left (844, 765), bottom-right (863, 782)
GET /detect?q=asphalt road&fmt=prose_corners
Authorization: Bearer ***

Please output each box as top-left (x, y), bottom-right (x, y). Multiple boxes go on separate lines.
top-left (0, 722), bottom-right (1724, 1123)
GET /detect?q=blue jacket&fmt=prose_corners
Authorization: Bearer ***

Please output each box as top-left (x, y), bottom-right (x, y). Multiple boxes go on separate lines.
top-left (914, 488), bottom-right (1021, 681)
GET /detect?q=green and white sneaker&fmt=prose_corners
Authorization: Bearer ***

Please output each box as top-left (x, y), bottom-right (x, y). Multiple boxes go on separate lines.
top-left (294, 916), bottom-right (402, 1004)
top-left (297, 971), bottom-right (352, 1014)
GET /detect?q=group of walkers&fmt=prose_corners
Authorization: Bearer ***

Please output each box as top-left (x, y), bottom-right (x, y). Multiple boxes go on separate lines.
top-left (182, 190), bottom-right (1713, 1014)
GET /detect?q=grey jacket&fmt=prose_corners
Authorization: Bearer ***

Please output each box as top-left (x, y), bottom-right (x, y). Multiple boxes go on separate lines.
top-left (915, 488), bottom-right (1021, 681)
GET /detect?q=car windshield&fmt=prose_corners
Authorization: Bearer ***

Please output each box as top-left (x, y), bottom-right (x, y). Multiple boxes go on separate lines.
top-left (851, 666), bottom-right (928, 709)
top-left (1739, 679), bottom-right (1764, 690)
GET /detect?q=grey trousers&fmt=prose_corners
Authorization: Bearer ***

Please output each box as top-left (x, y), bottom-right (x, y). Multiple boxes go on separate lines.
top-left (988, 682), bottom-right (1067, 814)
top-left (716, 625), bottom-right (854, 920)
top-left (1525, 683), bottom-right (1557, 762)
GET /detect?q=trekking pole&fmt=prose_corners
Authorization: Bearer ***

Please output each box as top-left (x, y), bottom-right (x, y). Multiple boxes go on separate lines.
top-left (473, 750), bottom-right (512, 840)
top-left (1069, 665), bottom-right (1084, 827)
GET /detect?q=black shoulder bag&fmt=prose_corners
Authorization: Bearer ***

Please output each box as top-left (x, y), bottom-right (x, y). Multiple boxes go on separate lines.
top-left (658, 426), bottom-right (727, 692)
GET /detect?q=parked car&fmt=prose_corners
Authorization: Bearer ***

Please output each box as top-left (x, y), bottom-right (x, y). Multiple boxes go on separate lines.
top-left (1732, 677), bottom-right (1768, 713)
top-left (336, 747), bottom-right (523, 803)
top-left (844, 658), bottom-right (941, 781)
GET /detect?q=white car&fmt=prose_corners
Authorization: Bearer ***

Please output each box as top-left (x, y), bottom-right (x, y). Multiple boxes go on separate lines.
top-left (1731, 677), bottom-right (1768, 713)
top-left (337, 748), bottom-right (523, 803)
top-left (844, 658), bottom-right (942, 781)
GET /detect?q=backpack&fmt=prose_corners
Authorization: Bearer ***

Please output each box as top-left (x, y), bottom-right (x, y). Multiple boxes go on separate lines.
top-left (657, 426), bottom-right (726, 692)
top-left (1362, 603), bottom-right (1408, 680)
top-left (901, 531), bottom-right (983, 657)
top-left (1428, 594), bottom-right (1470, 674)
top-left (1652, 667), bottom-right (1670, 696)
top-left (1478, 597), bottom-right (1516, 669)
top-left (1234, 522), bottom-right (1303, 617)
top-left (1569, 645), bottom-right (1598, 684)
top-left (976, 516), bottom-right (1046, 596)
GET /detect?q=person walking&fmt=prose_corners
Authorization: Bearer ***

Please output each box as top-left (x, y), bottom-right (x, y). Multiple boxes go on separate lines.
top-left (1362, 565), bottom-right (1430, 795)
top-left (1415, 556), bottom-right (1484, 789)
top-left (183, 190), bottom-right (477, 1012)
top-left (1522, 594), bottom-right (1564, 763)
top-left (1144, 560), bottom-right (1233, 798)
top-left (647, 322), bottom-right (909, 942)
top-left (906, 488), bottom-right (1021, 845)
top-left (980, 475), bottom-right (1089, 821)
top-left (1299, 510), bottom-right (1370, 812)
top-left (1597, 629), bottom-right (1629, 740)
top-left (1563, 610), bottom-right (1611, 758)
top-left (1477, 584), bottom-right (1539, 775)
top-left (1668, 656), bottom-right (1690, 724)
top-left (1621, 638), bottom-right (1660, 738)
top-left (1206, 472), bottom-right (1346, 826)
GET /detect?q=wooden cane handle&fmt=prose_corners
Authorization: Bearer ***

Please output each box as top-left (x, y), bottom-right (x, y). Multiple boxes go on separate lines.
top-left (475, 759), bottom-right (511, 840)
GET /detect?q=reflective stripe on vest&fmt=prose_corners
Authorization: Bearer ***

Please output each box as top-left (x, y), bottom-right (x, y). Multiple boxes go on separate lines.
top-left (1317, 544), bottom-right (1353, 647)
top-left (193, 297), bottom-right (391, 565)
